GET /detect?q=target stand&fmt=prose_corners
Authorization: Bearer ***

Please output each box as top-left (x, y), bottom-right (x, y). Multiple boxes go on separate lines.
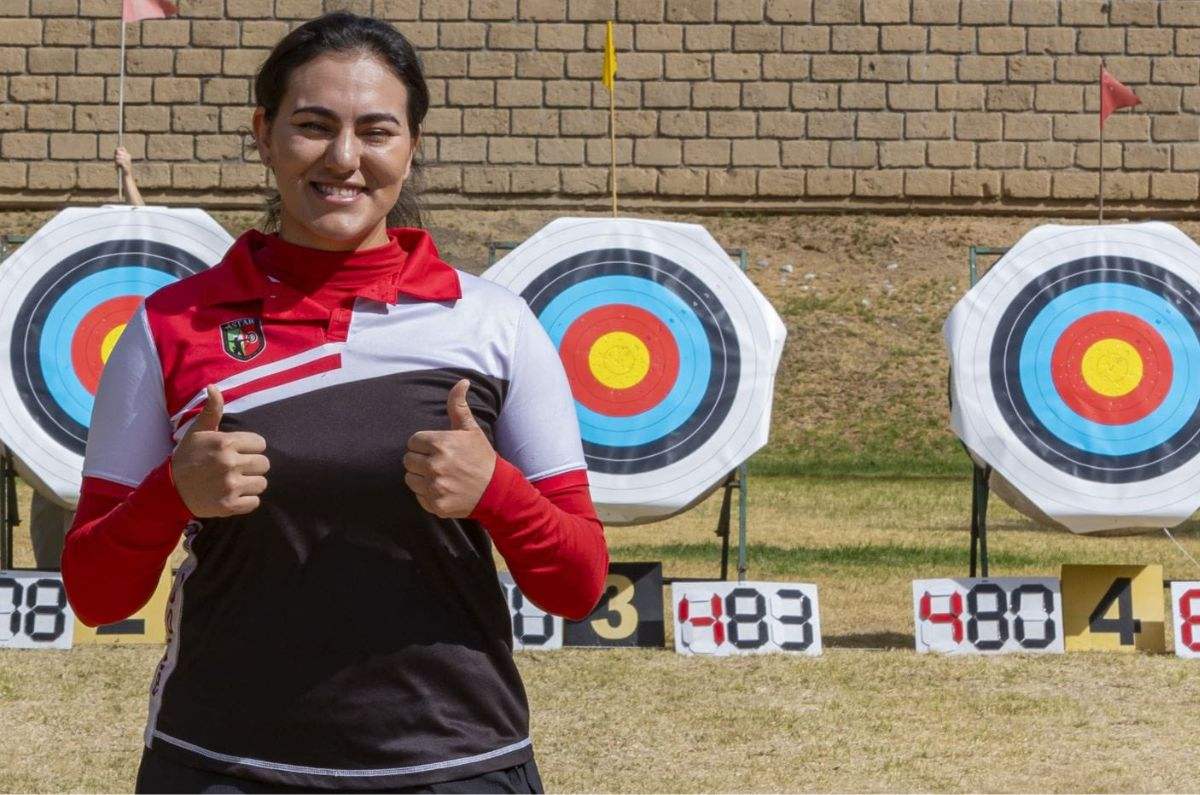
top-left (487, 239), bottom-right (753, 583)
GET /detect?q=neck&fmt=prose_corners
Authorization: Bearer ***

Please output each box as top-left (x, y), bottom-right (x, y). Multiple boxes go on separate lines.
top-left (278, 218), bottom-right (391, 252)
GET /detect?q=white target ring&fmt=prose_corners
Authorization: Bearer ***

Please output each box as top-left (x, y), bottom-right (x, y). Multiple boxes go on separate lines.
top-left (947, 222), bottom-right (1200, 533)
top-left (0, 206), bottom-right (231, 507)
top-left (484, 217), bottom-right (785, 524)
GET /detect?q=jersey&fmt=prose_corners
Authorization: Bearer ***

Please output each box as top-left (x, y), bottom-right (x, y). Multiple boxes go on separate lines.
top-left (80, 228), bottom-right (589, 790)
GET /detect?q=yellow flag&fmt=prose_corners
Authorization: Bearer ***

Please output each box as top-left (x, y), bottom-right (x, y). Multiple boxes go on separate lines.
top-left (602, 20), bottom-right (617, 92)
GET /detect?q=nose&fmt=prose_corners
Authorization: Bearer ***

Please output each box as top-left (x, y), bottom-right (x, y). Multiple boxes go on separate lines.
top-left (325, 129), bottom-right (361, 172)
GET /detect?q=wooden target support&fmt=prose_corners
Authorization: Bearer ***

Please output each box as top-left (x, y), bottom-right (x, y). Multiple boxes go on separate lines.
top-left (486, 240), bottom-right (752, 583)
top-left (0, 235), bottom-right (29, 570)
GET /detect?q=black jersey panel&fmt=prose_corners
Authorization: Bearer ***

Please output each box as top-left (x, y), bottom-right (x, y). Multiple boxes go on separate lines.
top-left (151, 367), bottom-right (532, 787)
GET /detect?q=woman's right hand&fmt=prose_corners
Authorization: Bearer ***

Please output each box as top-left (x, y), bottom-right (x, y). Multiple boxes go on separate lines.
top-left (171, 385), bottom-right (270, 517)
top-left (114, 146), bottom-right (132, 174)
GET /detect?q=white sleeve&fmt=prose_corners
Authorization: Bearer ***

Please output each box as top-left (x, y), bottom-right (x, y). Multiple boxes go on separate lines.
top-left (81, 304), bottom-right (174, 488)
top-left (494, 304), bottom-right (587, 481)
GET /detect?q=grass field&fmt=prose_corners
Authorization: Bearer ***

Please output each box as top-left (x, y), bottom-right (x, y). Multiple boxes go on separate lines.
top-left (3, 474), bottom-right (1200, 793)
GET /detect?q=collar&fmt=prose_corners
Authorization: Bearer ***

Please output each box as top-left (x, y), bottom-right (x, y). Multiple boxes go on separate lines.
top-left (200, 227), bottom-right (462, 309)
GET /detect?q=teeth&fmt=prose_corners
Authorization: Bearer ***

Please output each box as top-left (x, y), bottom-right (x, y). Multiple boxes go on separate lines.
top-left (315, 183), bottom-right (362, 198)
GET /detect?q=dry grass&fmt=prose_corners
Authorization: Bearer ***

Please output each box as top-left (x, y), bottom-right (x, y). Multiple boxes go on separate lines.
top-left (3, 476), bottom-right (1200, 793)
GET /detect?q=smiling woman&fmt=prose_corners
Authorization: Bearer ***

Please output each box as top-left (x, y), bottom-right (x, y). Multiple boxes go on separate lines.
top-left (59, 11), bottom-right (609, 795)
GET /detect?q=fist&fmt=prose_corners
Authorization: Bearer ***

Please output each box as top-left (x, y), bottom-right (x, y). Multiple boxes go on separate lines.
top-left (403, 379), bottom-right (496, 518)
top-left (171, 385), bottom-right (271, 518)
top-left (114, 146), bottom-right (132, 174)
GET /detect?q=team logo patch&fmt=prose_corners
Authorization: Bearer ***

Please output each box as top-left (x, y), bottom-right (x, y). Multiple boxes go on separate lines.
top-left (220, 317), bottom-right (265, 361)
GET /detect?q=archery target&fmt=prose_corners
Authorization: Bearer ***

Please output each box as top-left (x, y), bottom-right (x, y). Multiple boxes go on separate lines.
top-left (484, 217), bottom-right (785, 525)
top-left (0, 206), bottom-right (231, 507)
top-left (946, 222), bottom-right (1200, 534)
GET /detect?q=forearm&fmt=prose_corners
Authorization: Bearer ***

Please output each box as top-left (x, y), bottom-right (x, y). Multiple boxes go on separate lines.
top-left (471, 459), bottom-right (608, 620)
top-left (121, 171), bottom-right (145, 206)
top-left (61, 460), bottom-right (192, 626)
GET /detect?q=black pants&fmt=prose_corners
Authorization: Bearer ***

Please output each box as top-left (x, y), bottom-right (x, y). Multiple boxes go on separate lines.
top-left (134, 744), bottom-right (545, 794)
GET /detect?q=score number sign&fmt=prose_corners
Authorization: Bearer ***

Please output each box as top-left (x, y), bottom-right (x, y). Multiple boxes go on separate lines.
top-left (1170, 581), bottom-right (1200, 658)
top-left (1061, 564), bottom-right (1165, 653)
top-left (671, 581), bottom-right (822, 657)
top-left (912, 578), bottom-right (1063, 654)
top-left (0, 570), bottom-right (74, 650)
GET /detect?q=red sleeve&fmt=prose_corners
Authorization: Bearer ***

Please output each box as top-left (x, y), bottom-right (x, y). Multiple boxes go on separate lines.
top-left (469, 457), bottom-right (608, 621)
top-left (60, 459), bottom-right (193, 627)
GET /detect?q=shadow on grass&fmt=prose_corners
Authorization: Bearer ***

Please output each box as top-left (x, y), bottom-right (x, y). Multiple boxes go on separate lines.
top-left (611, 542), bottom-right (1042, 572)
top-left (823, 631), bottom-right (913, 651)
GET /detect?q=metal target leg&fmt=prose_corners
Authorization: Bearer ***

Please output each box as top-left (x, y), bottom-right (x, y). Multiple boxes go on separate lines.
top-left (716, 472), bottom-right (734, 580)
top-left (969, 464), bottom-right (991, 578)
top-left (1, 452), bottom-right (14, 570)
top-left (736, 462), bottom-right (749, 582)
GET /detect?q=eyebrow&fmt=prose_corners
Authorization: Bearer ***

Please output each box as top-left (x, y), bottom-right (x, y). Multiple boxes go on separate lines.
top-left (291, 105), bottom-right (402, 126)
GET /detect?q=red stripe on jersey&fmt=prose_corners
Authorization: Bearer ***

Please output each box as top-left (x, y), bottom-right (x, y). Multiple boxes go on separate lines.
top-left (175, 353), bottom-right (342, 430)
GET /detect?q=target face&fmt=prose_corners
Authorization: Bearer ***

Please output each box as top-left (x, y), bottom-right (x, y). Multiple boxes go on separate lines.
top-left (0, 207), bottom-right (231, 507)
top-left (947, 223), bottom-right (1200, 533)
top-left (484, 218), bottom-right (785, 524)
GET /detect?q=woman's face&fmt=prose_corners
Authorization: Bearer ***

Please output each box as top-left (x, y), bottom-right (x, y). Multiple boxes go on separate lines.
top-left (252, 51), bottom-right (418, 251)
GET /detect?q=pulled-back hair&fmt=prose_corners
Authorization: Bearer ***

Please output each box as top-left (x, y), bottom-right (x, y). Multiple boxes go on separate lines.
top-left (250, 12), bottom-right (429, 230)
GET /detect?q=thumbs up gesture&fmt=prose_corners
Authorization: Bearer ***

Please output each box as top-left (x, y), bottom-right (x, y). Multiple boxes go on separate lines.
top-left (171, 385), bottom-right (271, 518)
top-left (404, 379), bottom-right (497, 518)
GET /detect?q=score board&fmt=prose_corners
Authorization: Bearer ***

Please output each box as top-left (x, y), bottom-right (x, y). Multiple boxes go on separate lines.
top-left (912, 578), bottom-right (1064, 655)
top-left (1061, 564), bottom-right (1166, 653)
top-left (498, 572), bottom-right (562, 650)
top-left (1170, 581), bottom-right (1200, 658)
top-left (0, 570), bottom-right (74, 650)
top-left (671, 581), bottom-right (822, 656)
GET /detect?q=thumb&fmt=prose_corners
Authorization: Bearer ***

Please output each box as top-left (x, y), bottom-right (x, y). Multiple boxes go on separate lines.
top-left (189, 385), bottom-right (224, 434)
top-left (447, 379), bottom-right (478, 431)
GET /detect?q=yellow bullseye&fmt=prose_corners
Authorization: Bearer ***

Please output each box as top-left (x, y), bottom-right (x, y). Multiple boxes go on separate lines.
top-left (100, 324), bottom-right (126, 365)
top-left (1081, 338), bottom-right (1143, 397)
top-left (588, 331), bottom-right (650, 390)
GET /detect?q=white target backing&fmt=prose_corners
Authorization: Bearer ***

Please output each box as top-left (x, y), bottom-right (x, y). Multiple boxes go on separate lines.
top-left (0, 206), bottom-right (231, 507)
top-left (483, 217), bottom-right (785, 524)
top-left (946, 222), bottom-right (1200, 533)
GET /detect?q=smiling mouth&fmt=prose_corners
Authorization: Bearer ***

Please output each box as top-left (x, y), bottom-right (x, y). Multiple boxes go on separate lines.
top-left (310, 181), bottom-right (369, 203)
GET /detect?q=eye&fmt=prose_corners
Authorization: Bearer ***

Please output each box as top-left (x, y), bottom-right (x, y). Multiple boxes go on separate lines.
top-left (364, 129), bottom-right (392, 141)
top-left (299, 121), bottom-right (327, 132)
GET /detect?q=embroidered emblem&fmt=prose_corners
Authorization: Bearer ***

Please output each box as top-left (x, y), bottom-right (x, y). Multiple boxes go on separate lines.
top-left (220, 317), bottom-right (266, 361)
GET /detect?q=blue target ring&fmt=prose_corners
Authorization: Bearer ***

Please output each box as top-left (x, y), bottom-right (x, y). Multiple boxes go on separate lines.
top-left (1019, 283), bottom-right (1200, 455)
top-left (539, 275), bottom-right (710, 446)
top-left (991, 256), bottom-right (1200, 482)
top-left (12, 240), bottom-right (207, 456)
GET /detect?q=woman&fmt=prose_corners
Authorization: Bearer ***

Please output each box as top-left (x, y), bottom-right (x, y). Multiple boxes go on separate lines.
top-left (62, 12), bottom-right (608, 793)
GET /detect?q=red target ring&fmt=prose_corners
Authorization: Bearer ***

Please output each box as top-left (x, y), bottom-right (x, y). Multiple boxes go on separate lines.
top-left (1051, 310), bottom-right (1172, 425)
top-left (560, 304), bottom-right (680, 417)
top-left (70, 295), bottom-right (142, 396)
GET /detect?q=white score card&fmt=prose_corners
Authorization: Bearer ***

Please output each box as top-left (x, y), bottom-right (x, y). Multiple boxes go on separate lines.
top-left (1170, 581), bottom-right (1200, 658)
top-left (671, 581), bottom-right (822, 657)
top-left (0, 570), bottom-right (74, 650)
top-left (912, 577), bottom-right (1064, 655)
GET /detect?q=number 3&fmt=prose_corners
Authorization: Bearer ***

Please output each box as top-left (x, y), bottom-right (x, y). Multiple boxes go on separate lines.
top-left (591, 574), bottom-right (637, 641)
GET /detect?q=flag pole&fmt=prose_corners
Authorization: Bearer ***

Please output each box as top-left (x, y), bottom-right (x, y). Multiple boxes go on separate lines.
top-left (609, 80), bottom-right (617, 217)
top-left (1098, 61), bottom-right (1104, 224)
top-left (117, 10), bottom-right (127, 202)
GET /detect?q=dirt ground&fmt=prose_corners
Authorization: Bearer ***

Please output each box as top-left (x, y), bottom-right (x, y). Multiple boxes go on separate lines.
top-left (1, 205), bottom-right (1126, 476)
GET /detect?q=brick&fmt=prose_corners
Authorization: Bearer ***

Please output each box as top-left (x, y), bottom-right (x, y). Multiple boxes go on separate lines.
top-left (0, 104), bottom-right (23, 130)
top-left (912, 0), bottom-right (958, 24)
top-left (448, 80), bottom-right (496, 106)
top-left (978, 27), bottom-right (1025, 54)
top-left (172, 164), bottom-right (221, 190)
top-left (733, 23), bottom-right (781, 51)
top-left (909, 55), bottom-right (955, 81)
top-left (153, 77), bottom-right (201, 104)
top-left (424, 52), bottom-right (468, 78)
top-left (0, 48), bottom-right (24, 74)
top-left (557, 109), bottom-right (602, 136)
top-left (520, 0), bottom-right (567, 19)
top-left (806, 169), bottom-right (853, 196)
top-left (540, 137), bottom-right (587, 164)
top-left (713, 53), bottom-right (759, 80)
top-left (277, 0), bottom-right (325, 16)
top-left (888, 84), bottom-right (935, 110)
top-left (811, 55), bottom-right (859, 81)
top-left (175, 49), bottom-right (223, 76)
top-left (30, 0), bottom-right (76, 14)
top-left (758, 168), bottom-right (804, 196)
top-left (1004, 171), bottom-right (1051, 198)
top-left (830, 140), bottom-right (876, 167)
top-left (731, 139), bottom-right (779, 166)
top-left (1127, 28), bottom-right (1173, 55)
top-left (203, 78), bottom-right (250, 105)
top-left (43, 18), bottom-right (89, 45)
top-left (26, 104), bottom-right (71, 131)
top-left (1110, 0), bottom-right (1157, 25)
top-left (617, 0), bottom-right (665, 20)
top-left (905, 169), bottom-right (951, 196)
top-left (148, 134), bottom-right (194, 161)
top-left (692, 82), bottom-right (739, 108)
top-left (517, 51), bottom-right (564, 78)
top-left (1074, 142), bottom-right (1122, 169)
top-left (928, 140), bottom-right (974, 167)
top-left (1173, 143), bottom-right (1200, 170)
top-left (1056, 56), bottom-right (1103, 83)
top-left (488, 137), bottom-right (536, 163)
top-left (661, 110), bottom-right (706, 136)
top-left (226, 0), bottom-right (274, 16)
top-left (0, 19), bottom-right (41, 45)
top-left (782, 26), bottom-right (829, 52)
top-left (807, 111), bottom-right (853, 138)
top-left (50, 132), bottom-right (96, 159)
top-left (1103, 172), bottom-right (1150, 200)
top-left (637, 23), bottom-right (683, 50)
top-left (1026, 142), bottom-right (1072, 168)
top-left (561, 167), bottom-right (606, 194)
top-left (793, 83), bottom-right (838, 109)
top-left (509, 167), bottom-right (559, 193)
top-left (469, 52), bottom-right (516, 78)
top-left (105, 76), bottom-right (150, 103)
top-left (936, 84), bottom-right (984, 109)
top-left (978, 141), bottom-right (1023, 168)
top-left (470, 0), bottom-right (517, 18)
top-left (1153, 115), bottom-right (1200, 142)
top-left (537, 22), bottom-right (585, 49)
top-left (841, 83), bottom-right (886, 110)
top-left (666, 52), bottom-right (713, 79)
top-left (1154, 58), bottom-right (1200, 85)
top-left (489, 23), bottom-right (536, 49)
top-left (10, 75), bottom-right (55, 101)
top-left (880, 140), bottom-right (925, 167)
top-left (1104, 114), bottom-right (1150, 141)
top-left (241, 21), bottom-right (290, 47)
top-left (28, 162), bottom-right (76, 190)
top-left (1008, 55), bottom-right (1054, 83)
top-left (0, 0), bottom-right (28, 13)
top-left (222, 49), bottom-right (269, 77)
top-left (665, 0), bottom-right (714, 22)
top-left (905, 111), bottom-right (951, 138)
top-left (124, 105), bottom-right (169, 132)
top-left (220, 163), bottom-right (266, 190)
top-left (718, 0), bottom-right (763, 21)
top-left (1035, 84), bottom-right (1084, 112)
top-left (952, 170), bottom-right (1000, 197)
top-left (957, 55), bottom-right (1006, 82)
top-left (1127, 85), bottom-right (1182, 114)
top-left (831, 26), bottom-right (878, 53)
top-left (813, 0), bottom-right (859, 23)
top-left (929, 26), bottom-right (975, 53)
top-left (195, 134), bottom-right (240, 160)
top-left (706, 168), bottom-right (755, 196)
top-left (1162, 0), bottom-right (1200, 25)
top-left (2, 132), bottom-right (48, 159)
top-left (1052, 114), bottom-right (1099, 141)
top-left (857, 112), bottom-right (903, 138)
top-left (568, 0), bottom-right (615, 20)
top-left (880, 25), bottom-right (925, 51)
top-left (685, 23), bottom-right (732, 50)
top-left (860, 54), bottom-right (906, 81)
top-left (1122, 143), bottom-right (1170, 170)
top-left (782, 139), bottom-right (829, 166)
top-left (442, 22), bottom-right (489, 48)
top-left (644, 82), bottom-right (691, 108)
top-left (77, 162), bottom-right (116, 189)
top-left (1060, 0), bottom-right (1107, 25)
top-left (986, 85), bottom-right (1033, 111)
top-left (1052, 172), bottom-right (1098, 199)
top-left (708, 110), bottom-right (754, 136)
top-left (758, 110), bottom-right (805, 137)
top-left (1011, 0), bottom-right (1057, 25)
top-left (1152, 173), bottom-right (1199, 200)
top-left (1027, 28), bottom-right (1075, 54)
top-left (1078, 29), bottom-right (1124, 54)
top-left (962, 0), bottom-right (1009, 23)
top-left (1178, 29), bottom-right (1200, 56)
top-left (864, 0), bottom-right (909, 23)
top-left (743, 83), bottom-right (790, 108)
top-left (73, 104), bottom-right (119, 132)
top-left (684, 139), bottom-right (730, 165)
top-left (854, 169), bottom-right (903, 196)
top-left (439, 136), bottom-right (486, 162)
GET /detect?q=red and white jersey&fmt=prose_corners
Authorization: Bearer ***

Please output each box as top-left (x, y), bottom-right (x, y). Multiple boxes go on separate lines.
top-left (79, 228), bottom-right (595, 789)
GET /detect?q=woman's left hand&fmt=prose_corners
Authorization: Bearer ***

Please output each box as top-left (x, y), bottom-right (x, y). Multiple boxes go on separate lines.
top-left (404, 379), bottom-right (497, 518)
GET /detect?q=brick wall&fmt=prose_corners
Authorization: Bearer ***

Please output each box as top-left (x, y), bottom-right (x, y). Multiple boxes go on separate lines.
top-left (4, 0), bottom-right (1200, 211)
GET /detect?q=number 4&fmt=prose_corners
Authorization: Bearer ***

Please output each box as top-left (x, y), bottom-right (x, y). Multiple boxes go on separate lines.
top-left (1089, 577), bottom-right (1141, 646)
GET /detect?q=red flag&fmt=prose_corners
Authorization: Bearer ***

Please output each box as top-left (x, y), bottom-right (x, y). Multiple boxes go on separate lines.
top-left (1100, 67), bottom-right (1140, 128)
top-left (122, 0), bottom-right (178, 22)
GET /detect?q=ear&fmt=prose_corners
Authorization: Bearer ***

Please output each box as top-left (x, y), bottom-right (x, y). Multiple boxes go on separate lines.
top-left (251, 107), bottom-right (273, 166)
top-left (402, 129), bottom-right (421, 182)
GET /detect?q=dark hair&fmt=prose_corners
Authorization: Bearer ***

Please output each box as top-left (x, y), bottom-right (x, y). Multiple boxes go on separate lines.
top-left (250, 12), bottom-right (429, 230)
